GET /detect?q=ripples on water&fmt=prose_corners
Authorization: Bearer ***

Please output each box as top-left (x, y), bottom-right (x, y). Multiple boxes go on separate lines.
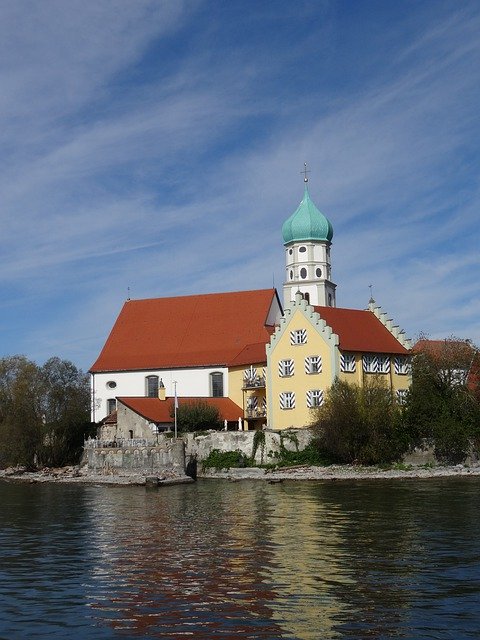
top-left (1, 478), bottom-right (480, 639)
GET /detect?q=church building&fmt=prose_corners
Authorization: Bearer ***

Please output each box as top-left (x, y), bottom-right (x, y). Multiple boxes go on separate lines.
top-left (90, 172), bottom-right (411, 433)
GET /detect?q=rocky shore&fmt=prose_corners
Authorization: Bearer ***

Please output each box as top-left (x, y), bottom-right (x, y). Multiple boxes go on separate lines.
top-left (0, 465), bottom-right (193, 486)
top-left (2, 462), bottom-right (480, 485)
top-left (200, 462), bottom-right (480, 481)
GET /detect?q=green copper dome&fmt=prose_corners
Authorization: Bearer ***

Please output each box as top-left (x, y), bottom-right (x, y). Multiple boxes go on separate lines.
top-left (282, 186), bottom-right (333, 245)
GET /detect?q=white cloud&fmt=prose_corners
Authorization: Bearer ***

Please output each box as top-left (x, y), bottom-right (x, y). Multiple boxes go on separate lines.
top-left (1, 1), bottom-right (480, 368)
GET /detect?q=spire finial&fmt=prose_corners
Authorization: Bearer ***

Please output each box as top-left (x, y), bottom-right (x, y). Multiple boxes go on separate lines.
top-left (368, 284), bottom-right (375, 305)
top-left (301, 162), bottom-right (310, 184)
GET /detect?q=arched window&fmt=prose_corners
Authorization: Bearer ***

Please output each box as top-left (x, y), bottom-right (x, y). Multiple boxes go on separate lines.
top-left (107, 398), bottom-right (116, 415)
top-left (210, 372), bottom-right (224, 397)
top-left (146, 375), bottom-right (159, 398)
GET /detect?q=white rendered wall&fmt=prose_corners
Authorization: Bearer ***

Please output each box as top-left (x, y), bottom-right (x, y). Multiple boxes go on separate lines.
top-left (91, 366), bottom-right (229, 422)
top-left (283, 240), bottom-right (335, 307)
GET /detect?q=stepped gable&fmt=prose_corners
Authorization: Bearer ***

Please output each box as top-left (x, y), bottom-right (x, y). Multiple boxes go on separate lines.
top-left (314, 305), bottom-right (410, 354)
top-left (90, 289), bottom-right (278, 372)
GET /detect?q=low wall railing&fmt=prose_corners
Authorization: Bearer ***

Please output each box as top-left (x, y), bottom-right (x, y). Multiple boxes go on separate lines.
top-left (84, 437), bottom-right (151, 449)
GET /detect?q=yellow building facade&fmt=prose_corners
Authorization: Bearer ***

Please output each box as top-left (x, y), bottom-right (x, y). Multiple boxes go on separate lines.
top-left (266, 292), bottom-right (411, 430)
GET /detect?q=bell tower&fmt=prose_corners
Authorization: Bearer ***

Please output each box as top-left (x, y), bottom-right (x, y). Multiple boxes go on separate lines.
top-left (282, 165), bottom-right (336, 307)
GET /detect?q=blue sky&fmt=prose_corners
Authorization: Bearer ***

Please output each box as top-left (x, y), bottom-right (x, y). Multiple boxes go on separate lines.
top-left (1, 0), bottom-right (479, 370)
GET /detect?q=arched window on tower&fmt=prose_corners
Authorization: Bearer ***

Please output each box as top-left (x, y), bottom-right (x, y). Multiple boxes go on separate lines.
top-left (210, 372), bottom-right (224, 397)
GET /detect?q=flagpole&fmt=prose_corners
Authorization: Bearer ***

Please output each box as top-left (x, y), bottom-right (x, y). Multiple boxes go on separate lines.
top-left (174, 380), bottom-right (178, 439)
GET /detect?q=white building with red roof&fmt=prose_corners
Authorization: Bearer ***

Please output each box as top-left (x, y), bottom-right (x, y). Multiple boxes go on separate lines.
top-left (90, 288), bottom-right (282, 426)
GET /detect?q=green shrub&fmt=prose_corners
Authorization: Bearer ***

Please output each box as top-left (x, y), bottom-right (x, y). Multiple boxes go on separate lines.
top-left (172, 400), bottom-right (222, 433)
top-left (403, 338), bottom-right (480, 463)
top-left (312, 377), bottom-right (406, 465)
top-left (202, 449), bottom-right (252, 471)
top-left (266, 441), bottom-right (332, 468)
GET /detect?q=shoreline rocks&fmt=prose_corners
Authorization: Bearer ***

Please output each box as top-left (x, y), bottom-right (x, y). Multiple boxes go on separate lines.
top-left (199, 463), bottom-right (480, 482)
top-left (2, 463), bottom-right (480, 486)
top-left (0, 465), bottom-right (193, 486)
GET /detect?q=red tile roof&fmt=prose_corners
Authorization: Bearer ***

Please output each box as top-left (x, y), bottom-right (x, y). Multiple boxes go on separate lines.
top-left (118, 397), bottom-right (243, 423)
top-left (228, 341), bottom-right (270, 367)
top-left (413, 339), bottom-right (473, 359)
top-left (91, 289), bottom-right (279, 372)
top-left (314, 306), bottom-right (409, 354)
top-left (413, 339), bottom-right (479, 391)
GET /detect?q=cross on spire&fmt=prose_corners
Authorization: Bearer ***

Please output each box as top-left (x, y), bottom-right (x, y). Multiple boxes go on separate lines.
top-left (301, 162), bottom-right (310, 183)
top-left (368, 284), bottom-right (375, 304)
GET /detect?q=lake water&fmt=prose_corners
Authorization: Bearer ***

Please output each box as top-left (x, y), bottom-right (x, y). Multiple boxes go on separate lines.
top-left (1, 477), bottom-right (479, 639)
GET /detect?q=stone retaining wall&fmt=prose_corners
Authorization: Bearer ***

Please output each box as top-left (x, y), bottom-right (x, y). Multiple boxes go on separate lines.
top-left (184, 428), bottom-right (314, 465)
top-left (83, 439), bottom-right (185, 475)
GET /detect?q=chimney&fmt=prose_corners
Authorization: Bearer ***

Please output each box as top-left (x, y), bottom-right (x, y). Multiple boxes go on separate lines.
top-left (158, 378), bottom-right (166, 401)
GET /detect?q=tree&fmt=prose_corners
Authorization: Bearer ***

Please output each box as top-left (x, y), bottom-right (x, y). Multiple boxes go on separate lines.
top-left (0, 355), bottom-right (93, 469)
top-left (36, 357), bottom-right (93, 467)
top-left (172, 400), bottom-right (222, 433)
top-left (404, 337), bottom-right (480, 463)
top-left (0, 356), bottom-right (45, 468)
top-left (312, 377), bottom-right (406, 465)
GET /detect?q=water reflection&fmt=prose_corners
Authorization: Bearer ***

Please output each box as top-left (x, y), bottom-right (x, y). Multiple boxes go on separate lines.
top-left (1, 478), bottom-right (480, 639)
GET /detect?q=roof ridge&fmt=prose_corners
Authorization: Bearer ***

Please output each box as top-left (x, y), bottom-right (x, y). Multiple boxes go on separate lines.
top-left (125, 288), bottom-right (276, 304)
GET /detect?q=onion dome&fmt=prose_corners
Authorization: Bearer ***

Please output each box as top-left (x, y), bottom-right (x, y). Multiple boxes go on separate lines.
top-left (282, 186), bottom-right (333, 245)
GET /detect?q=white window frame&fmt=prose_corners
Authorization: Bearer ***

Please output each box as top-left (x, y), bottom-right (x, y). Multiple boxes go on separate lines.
top-left (394, 356), bottom-right (411, 375)
top-left (290, 329), bottom-right (307, 345)
top-left (305, 355), bottom-right (322, 374)
top-left (377, 355), bottom-right (391, 374)
top-left (307, 389), bottom-right (324, 408)
top-left (363, 355), bottom-right (378, 374)
top-left (280, 391), bottom-right (295, 410)
top-left (341, 353), bottom-right (356, 373)
top-left (278, 359), bottom-right (294, 377)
